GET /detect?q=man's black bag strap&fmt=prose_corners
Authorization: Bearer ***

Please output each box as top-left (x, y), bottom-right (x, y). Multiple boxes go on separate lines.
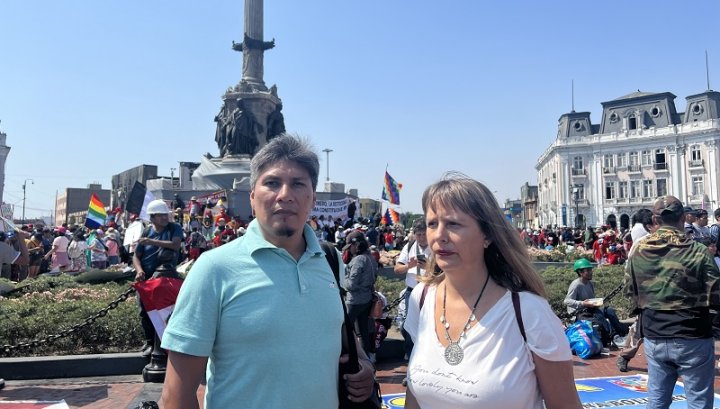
top-left (321, 242), bottom-right (346, 297)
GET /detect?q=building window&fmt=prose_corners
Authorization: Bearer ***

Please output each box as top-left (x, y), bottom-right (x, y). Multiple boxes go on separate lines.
top-left (643, 180), bottom-right (653, 198)
top-left (619, 181), bottom-right (628, 199)
top-left (617, 153), bottom-right (627, 168)
top-left (631, 181), bottom-right (641, 198)
top-left (573, 156), bottom-right (583, 170)
top-left (605, 182), bottom-right (616, 199)
top-left (629, 152), bottom-right (639, 166)
top-left (690, 145), bottom-right (701, 161)
top-left (603, 154), bottom-right (615, 168)
top-left (642, 150), bottom-right (652, 166)
top-left (654, 149), bottom-right (667, 170)
top-left (657, 179), bottom-right (667, 197)
top-left (692, 176), bottom-right (704, 196)
top-left (628, 115), bottom-right (638, 130)
top-left (576, 184), bottom-right (585, 200)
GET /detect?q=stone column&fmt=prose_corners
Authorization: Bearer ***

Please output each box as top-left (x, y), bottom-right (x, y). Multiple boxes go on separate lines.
top-left (0, 131), bottom-right (10, 206)
top-left (242, 0), bottom-right (265, 87)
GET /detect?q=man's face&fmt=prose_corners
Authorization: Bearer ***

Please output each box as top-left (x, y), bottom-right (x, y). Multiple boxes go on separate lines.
top-left (415, 229), bottom-right (428, 247)
top-left (698, 213), bottom-right (709, 227)
top-left (250, 160), bottom-right (316, 246)
top-left (151, 213), bottom-right (169, 229)
top-left (686, 213), bottom-right (696, 224)
top-left (579, 268), bottom-right (593, 281)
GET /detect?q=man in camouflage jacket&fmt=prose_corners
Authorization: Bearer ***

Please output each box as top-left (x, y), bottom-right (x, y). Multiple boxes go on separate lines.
top-left (624, 195), bottom-right (720, 409)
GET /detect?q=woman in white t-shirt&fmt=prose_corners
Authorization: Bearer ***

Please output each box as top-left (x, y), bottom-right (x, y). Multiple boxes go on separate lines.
top-left (44, 227), bottom-right (70, 270)
top-left (404, 174), bottom-right (581, 409)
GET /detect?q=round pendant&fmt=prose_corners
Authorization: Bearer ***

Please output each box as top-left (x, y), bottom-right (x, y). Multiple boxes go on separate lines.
top-left (444, 342), bottom-right (464, 366)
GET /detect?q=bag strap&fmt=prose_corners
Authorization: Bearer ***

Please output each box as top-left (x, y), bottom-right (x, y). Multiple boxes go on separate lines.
top-left (418, 284), bottom-right (430, 310)
top-left (511, 292), bottom-right (527, 342)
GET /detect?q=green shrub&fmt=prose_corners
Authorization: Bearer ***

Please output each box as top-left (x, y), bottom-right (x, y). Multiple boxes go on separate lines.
top-left (0, 276), bottom-right (143, 357)
top-left (1, 264), bottom-right (633, 357)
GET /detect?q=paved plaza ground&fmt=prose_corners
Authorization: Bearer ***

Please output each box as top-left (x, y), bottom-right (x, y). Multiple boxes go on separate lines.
top-left (2, 342), bottom-right (720, 408)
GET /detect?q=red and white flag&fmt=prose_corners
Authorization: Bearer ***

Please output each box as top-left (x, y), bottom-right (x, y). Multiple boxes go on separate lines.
top-left (133, 277), bottom-right (183, 340)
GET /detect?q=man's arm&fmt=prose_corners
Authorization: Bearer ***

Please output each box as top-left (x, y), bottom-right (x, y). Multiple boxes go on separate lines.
top-left (394, 244), bottom-right (412, 275)
top-left (563, 281), bottom-right (589, 312)
top-left (138, 236), bottom-right (182, 251)
top-left (161, 351), bottom-right (208, 409)
top-left (132, 252), bottom-right (145, 281)
top-left (339, 329), bottom-right (375, 402)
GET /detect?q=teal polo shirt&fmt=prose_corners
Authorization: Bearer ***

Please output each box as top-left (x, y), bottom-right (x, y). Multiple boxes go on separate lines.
top-left (163, 220), bottom-right (344, 408)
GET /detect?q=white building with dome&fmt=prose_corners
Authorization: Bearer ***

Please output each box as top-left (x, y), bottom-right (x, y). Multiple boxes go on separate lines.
top-left (536, 89), bottom-right (720, 230)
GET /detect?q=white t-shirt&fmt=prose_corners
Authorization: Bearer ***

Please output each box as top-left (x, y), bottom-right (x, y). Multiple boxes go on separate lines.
top-left (405, 284), bottom-right (571, 409)
top-left (396, 241), bottom-right (431, 288)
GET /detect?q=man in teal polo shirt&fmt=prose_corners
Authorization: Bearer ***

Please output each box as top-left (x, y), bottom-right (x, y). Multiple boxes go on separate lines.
top-left (161, 135), bottom-right (374, 408)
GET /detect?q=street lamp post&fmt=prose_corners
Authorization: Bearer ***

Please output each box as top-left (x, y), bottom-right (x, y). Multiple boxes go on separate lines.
top-left (22, 179), bottom-right (34, 222)
top-left (322, 148), bottom-right (333, 181)
top-left (573, 186), bottom-right (580, 228)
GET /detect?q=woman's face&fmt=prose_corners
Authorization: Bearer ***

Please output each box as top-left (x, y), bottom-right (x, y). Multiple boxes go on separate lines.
top-left (426, 202), bottom-right (489, 273)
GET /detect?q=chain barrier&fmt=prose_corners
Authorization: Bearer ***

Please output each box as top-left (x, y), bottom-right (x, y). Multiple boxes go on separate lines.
top-left (1, 286), bottom-right (136, 356)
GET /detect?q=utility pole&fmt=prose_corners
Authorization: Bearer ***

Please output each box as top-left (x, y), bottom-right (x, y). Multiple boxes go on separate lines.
top-left (22, 179), bottom-right (33, 222)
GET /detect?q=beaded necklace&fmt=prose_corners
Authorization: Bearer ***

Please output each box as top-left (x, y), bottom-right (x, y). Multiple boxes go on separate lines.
top-left (440, 274), bottom-right (490, 365)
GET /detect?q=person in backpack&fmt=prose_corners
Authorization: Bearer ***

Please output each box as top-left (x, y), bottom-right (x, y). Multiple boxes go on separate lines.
top-left (132, 199), bottom-right (183, 356)
top-left (403, 174), bottom-right (581, 409)
top-left (344, 230), bottom-right (379, 354)
top-left (565, 258), bottom-right (628, 345)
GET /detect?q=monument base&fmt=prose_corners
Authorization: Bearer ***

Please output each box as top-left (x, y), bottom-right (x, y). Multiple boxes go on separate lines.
top-left (191, 154), bottom-right (252, 190)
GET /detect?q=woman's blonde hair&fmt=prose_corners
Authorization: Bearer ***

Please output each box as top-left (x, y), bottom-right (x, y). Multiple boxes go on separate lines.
top-left (420, 172), bottom-right (546, 297)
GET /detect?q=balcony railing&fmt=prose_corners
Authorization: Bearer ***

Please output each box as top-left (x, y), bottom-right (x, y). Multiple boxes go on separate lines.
top-left (571, 168), bottom-right (586, 176)
top-left (603, 166), bottom-right (616, 174)
top-left (654, 162), bottom-right (668, 170)
top-left (689, 159), bottom-right (704, 168)
top-left (627, 165), bottom-right (641, 172)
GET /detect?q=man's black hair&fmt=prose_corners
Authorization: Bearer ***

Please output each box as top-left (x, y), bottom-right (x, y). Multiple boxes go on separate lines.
top-left (632, 209), bottom-right (653, 227)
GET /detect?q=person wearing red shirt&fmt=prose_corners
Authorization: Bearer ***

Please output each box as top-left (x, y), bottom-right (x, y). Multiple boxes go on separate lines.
top-left (214, 208), bottom-right (232, 226)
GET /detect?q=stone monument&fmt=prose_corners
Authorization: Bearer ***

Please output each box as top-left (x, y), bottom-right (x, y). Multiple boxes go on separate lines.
top-left (192, 0), bottom-right (285, 190)
top-left (0, 121), bottom-right (10, 206)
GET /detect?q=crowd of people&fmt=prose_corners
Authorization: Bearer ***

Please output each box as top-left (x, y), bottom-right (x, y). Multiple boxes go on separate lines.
top-left (5, 135), bottom-right (719, 407)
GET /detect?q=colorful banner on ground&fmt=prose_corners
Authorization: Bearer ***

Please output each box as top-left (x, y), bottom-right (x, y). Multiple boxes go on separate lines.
top-left (0, 401), bottom-right (70, 408)
top-left (132, 277), bottom-right (183, 340)
top-left (381, 171), bottom-right (402, 205)
top-left (380, 375), bottom-right (720, 408)
top-left (84, 194), bottom-right (107, 229)
top-left (311, 197), bottom-right (351, 221)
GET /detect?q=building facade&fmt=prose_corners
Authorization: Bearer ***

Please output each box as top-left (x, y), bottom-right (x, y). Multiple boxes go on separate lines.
top-left (520, 182), bottom-right (538, 229)
top-left (536, 90), bottom-right (720, 230)
top-left (55, 184), bottom-right (111, 226)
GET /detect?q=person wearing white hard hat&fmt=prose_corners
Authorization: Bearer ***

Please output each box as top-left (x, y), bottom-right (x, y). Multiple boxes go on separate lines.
top-left (132, 199), bottom-right (184, 356)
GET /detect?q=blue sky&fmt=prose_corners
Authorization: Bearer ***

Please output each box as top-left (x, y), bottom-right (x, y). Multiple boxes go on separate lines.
top-left (2, 1), bottom-right (720, 220)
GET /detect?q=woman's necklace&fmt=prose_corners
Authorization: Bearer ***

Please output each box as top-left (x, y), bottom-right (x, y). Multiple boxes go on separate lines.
top-left (440, 274), bottom-right (490, 366)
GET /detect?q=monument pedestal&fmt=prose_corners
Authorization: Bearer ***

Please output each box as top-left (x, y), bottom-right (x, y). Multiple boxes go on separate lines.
top-left (191, 154), bottom-right (252, 190)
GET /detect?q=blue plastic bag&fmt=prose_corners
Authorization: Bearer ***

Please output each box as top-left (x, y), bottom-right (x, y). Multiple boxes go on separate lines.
top-left (565, 320), bottom-right (602, 359)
